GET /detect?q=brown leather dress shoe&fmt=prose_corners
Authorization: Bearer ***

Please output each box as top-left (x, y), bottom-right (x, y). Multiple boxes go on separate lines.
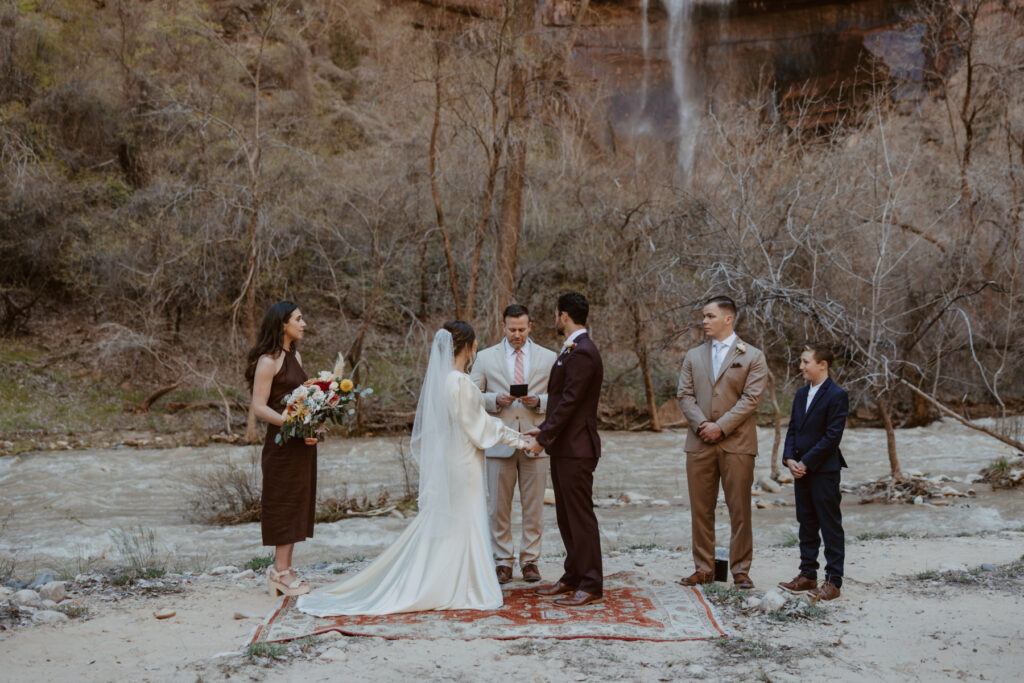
top-left (811, 581), bottom-right (841, 601)
top-left (535, 581), bottom-right (576, 598)
top-left (521, 563), bottom-right (542, 583)
top-left (733, 573), bottom-right (755, 590)
top-left (554, 590), bottom-right (603, 607)
top-left (677, 570), bottom-right (714, 587)
top-left (778, 574), bottom-right (817, 594)
top-left (496, 566), bottom-right (513, 585)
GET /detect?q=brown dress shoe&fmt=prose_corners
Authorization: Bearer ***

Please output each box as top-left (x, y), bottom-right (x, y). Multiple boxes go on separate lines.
top-left (535, 581), bottom-right (576, 598)
top-left (811, 581), bottom-right (841, 601)
top-left (778, 574), bottom-right (817, 594)
top-left (554, 590), bottom-right (603, 607)
top-left (677, 570), bottom-right (714, 587)
top-left (521, 563), bottom-right (542, 583)
top-left (496, 566), bottom-right (513, 585)
top-left (733, 573), bottom-right (755, 590)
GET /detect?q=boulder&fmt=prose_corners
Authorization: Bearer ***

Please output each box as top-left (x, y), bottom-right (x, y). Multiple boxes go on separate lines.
top-left (31, 610), bottom-right (69, 625)
top-left (759, 589), bottom-right (788, 612)
top-left (758, 477), bottom-right (782, 493)
top-left (209, 565), bottom-right (239, 576)
top-left (10, 589), bottom-right (41, 607)
top-left (656, 399), bottom-right (687, 428)
top-left (38, 581), bottom-right (66, 603)
top-left (27, 573), bottom-right (54, 591)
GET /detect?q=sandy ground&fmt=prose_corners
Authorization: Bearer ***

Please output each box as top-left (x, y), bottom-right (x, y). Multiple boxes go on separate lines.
top-left (1, 531), bottom-right (1022, 682)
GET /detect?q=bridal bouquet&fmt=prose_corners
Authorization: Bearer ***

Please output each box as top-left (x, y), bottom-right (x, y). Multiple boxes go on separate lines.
top-left (276, 353), bottom-right (372, 445)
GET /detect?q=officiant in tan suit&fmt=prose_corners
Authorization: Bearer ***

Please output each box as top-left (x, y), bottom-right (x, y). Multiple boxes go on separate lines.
top-left (677, 295), bottom-right (768, 590)
top-left (471, 304), bottom-right (558, 584)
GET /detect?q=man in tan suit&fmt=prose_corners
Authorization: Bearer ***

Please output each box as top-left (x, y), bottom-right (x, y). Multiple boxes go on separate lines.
top-left (677, 295), bottom-right (768, 590)
top-left (471, 304), bottom-right (557, 584)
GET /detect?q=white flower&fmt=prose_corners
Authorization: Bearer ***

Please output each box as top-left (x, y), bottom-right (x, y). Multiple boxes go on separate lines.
top-left (736, 342), bottom-right (747, 354)
top-left (318, 370), bottom-right (333, 381)
top-left (292, 385), bottom-right (309, 399)
top-left (329, 381), bottom-right (339, 391)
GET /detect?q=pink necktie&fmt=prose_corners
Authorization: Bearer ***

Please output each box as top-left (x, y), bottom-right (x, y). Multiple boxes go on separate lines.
top-left (513, 348), bottom-right (525, 384)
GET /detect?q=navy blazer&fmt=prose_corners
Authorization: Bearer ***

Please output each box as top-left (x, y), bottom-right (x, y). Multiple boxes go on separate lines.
top-left (536, 333), bottom-right (603, 459)
top-left (782, 377), bottom-right (849, 473)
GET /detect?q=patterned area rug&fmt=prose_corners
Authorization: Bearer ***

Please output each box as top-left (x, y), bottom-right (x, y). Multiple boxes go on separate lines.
top-left (249, 571), bottom-right (725, 644)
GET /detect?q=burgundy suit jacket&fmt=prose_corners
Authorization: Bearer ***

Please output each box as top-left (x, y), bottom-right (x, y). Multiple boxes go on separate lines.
top-left (536, 333), bottom-right (603, 459)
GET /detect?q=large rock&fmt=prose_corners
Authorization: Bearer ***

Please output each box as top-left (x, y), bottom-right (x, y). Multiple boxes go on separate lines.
top-left (31, 610), bottom-right (69, 625)
top-left (10, 589), bottom-right (41, 607)
top-left (27, 573), bottom-right (54, 591)
top-left (656, 399), bottom-right (687, 428)
top-left (209, 565), bottom-right (239, 576)
top-left (758, 477), bottom-right (782, 493)
top-left (759, 589), bottom-right (787, 612)
top-left (38, 581), bottom-right (66, 603)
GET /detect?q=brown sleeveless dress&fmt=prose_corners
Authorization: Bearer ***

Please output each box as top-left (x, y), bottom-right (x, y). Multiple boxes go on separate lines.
top-left (261, 348), bottom-right (317, 546)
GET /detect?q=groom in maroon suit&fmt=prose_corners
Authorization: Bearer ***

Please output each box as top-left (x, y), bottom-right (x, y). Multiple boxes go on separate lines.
top-left (527, 292), bottom-right (604, 607)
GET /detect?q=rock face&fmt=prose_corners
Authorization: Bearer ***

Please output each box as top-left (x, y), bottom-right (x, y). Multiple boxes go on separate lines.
top-left (419, 0), bottom-right (923, 131)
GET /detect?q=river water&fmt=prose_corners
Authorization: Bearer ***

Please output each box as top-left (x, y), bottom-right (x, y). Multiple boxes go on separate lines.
top-left (1, 420), bottom-right (1021, 575)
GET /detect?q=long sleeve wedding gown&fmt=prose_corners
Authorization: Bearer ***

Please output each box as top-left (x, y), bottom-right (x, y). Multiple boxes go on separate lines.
top-left (296, 370), bottom-right (527, 616)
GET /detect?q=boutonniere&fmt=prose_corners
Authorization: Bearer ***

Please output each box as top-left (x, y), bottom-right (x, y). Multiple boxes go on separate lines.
top-left (560, 340), bottom-right (577, 355)
top-left (736, 342), bottom-right (747, 354)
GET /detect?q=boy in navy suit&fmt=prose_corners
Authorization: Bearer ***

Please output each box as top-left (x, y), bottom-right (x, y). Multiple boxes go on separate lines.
top-left (778, 343), bottom-right (849, 601)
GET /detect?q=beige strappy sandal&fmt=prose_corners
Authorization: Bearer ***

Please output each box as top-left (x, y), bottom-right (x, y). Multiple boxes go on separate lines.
top-left (267, 567), bottom-right (310, 597)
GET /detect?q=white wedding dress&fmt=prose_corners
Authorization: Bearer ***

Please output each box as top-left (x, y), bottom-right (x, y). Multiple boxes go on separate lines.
top-left (297, 331), bottom-right (527, 616)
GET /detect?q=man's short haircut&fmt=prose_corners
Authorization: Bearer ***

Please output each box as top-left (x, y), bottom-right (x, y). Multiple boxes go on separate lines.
top-left (705, 295), bottom-right (737, 316)
top-left (557, 292), bottom-right (589, 326)
top-left (503, 304), bottom-right (530, 321)
top-left (804, 342), bottom-right (835, 366)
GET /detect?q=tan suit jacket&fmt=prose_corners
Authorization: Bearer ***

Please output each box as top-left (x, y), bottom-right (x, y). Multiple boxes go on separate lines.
top-left (676, 337), bottom-right (768, 455)
top-left (471, 339), bottom-right (557, 458)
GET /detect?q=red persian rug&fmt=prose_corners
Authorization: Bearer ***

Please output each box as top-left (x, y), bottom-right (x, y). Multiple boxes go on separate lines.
top-left (249, 571), bottom-right (726, 644)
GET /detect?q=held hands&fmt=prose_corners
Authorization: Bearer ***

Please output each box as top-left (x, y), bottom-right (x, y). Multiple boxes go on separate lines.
top-left (524, 428), bottom-right (544, 455)
top-left (520, 395), bottom-right (540, 408)
top-left (698, 421), bottom-right (724, 444)
top-left (496, 394), bottom-right (515, 407)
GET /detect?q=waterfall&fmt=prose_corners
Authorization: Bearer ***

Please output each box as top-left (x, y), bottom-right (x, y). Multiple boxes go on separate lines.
top-left (641, 0), bottom-right (650, 110)
top-left (663, 0), bottom-right (697, 172)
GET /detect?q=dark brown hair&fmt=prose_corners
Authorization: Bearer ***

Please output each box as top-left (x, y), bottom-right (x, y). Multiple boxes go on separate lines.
top-left (502, 304), bottom-right (530, 321)
top-left (803, 342), bottom-right (835, 366)
top-left (443, 319), bottom-right (476, 356)
top-left (245, 301), bottom-right (299, 389)
top-left (705, 295), bottom-right (737, 316)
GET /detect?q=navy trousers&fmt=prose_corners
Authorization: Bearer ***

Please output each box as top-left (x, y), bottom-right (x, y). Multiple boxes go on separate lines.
top-left (794, 471), bottom-right (845, 587)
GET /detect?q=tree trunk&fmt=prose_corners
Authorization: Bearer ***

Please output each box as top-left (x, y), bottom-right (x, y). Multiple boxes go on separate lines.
top-left (766, 368), bottom-right (782, 481)
top-left (875, 388), bottom-right (903, 482)
top-left (493, 0), bottom-right (534, 335)
top-left (428, 38), bottom-right (463, 319)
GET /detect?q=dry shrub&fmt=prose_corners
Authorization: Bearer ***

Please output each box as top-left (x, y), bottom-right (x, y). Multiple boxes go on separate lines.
top-left (980, 456), bottom-right (1024, 489)
top-left (188, 448), bottom-right (262, 525)
top-left (316, 486), bottom-right (391, 524)
top-left (853, 475), bottom-right (944, 504)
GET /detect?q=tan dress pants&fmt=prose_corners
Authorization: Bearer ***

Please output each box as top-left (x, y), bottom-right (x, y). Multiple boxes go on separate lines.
top-left (486, 451), bottom-right (547, 568)
top-left (686, 445), bottom-right (755, 576)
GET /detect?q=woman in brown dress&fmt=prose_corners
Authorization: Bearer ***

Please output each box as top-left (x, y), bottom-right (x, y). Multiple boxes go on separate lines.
top-left (245, 301), bottom-right (317, 597)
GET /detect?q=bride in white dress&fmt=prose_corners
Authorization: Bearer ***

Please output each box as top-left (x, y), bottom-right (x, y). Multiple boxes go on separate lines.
top-left (296, 321), bottom-right (531, 616)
